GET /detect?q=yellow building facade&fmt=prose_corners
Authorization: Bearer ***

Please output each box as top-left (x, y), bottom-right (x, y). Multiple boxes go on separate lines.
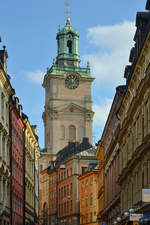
top-left (23, 114), bottom-right (40, 224)
top-left (0, 44), bottom-right (14, 224)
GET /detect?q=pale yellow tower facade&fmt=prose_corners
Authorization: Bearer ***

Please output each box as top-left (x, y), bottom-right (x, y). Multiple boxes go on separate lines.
top-left (42, 17), bottom-right (94, 160)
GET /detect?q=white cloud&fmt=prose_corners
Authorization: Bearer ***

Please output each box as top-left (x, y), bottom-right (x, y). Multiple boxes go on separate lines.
top-left (93, 98), bottom-right (113, 127)
top-left (27, 70), bottom-right (44, 84)
top-left (84, 21), bottom-right (136, 86)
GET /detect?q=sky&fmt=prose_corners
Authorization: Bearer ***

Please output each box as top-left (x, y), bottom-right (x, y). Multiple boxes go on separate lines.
top-left (0, 0), bottom-right (145, 148)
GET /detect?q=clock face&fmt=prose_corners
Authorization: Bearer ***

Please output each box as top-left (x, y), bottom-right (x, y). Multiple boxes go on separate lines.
top-left (65, 74), bottom-right (79, 89)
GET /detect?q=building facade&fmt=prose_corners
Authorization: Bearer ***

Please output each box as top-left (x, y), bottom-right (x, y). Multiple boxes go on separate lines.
top-left (42, 14), bottom-right (94, 161)
top-left (39, 138), bottom-right (97, 225)
top-left (96, 141), bottom-right (105, 225)
top-left (34, 134), bottom-right (40, 225)
top-left (9, 95), bottom-right (25, 225)
top-left (0, 44), bottom-right (14, 225)
top-left (39, 168), bottom-right (49, 225)
top-left (79, 167), bottom-right (99, 225)
top-left (23, 114), bottom-right (40, 225)
top-left (100, 86), bottom-right (125, 225)
top-left (118, 2), bottom-right (150, 223)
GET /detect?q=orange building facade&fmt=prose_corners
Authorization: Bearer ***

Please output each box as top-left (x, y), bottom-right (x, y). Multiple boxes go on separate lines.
top-left (57, 161), bottom-right (74, 225)
top-left (79, 169), bottom-right (99, 225)
top-left (39, 169), bottom-right (49, 225)
top-left (96, 141), bottom-right (105, 225)
top-left (39, 138), bottom-right (97, 225)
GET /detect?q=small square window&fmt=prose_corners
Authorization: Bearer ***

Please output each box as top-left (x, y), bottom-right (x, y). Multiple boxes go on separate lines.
top-left (86, 179), bottom-right (88, 187)
top-left (90, 177), bottom-right (93, 185)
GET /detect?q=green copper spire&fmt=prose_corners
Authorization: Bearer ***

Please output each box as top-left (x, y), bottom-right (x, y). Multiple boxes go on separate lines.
top-left (45, 4), bottom-right (91, 78)
top-left (56, 11), bottom-right (80, 68)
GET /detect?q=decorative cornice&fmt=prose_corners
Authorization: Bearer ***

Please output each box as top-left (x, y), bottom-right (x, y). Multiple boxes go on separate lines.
top-left (118, 134), bottom-right (150, 184)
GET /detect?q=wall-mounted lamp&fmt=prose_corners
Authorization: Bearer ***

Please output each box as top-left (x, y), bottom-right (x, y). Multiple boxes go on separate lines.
top-left (124, 211), bottom-right (129, 217)
top-left (116, 217), bottom-right (121, 222)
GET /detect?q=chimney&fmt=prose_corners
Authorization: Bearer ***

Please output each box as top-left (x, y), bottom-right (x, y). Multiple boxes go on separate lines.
top-left (0, 45), bottom-right (8, 73)
top-left (31, 125), bottom-right (37, 134)
top-left (18, 104), bottom-right (23, 118)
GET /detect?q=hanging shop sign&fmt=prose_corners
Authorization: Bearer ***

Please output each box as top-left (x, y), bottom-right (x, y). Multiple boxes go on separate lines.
top-left (130, 214), bottom-right (143, 221)
top-left (142, 189), bottom-right (150, 202)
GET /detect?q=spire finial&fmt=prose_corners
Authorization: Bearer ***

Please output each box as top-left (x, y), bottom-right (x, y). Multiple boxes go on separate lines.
top-left (87, 61), bottom-right (90, 68)
top-left (65, 2), bottom-right (71, 24)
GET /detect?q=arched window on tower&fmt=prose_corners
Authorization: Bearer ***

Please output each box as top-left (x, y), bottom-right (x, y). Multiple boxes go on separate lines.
top-left (78, 127), bottom-right (84, 142)
top-left (61, 125), bottom-right (65, 140)
top-left (67, 40), bottom-right (72, 54)
top-left (69, 125), bottom-right (76, 141)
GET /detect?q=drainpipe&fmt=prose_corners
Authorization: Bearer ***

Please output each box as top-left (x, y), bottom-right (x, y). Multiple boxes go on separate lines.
top-left (0, 179), bottom-right (7, 215)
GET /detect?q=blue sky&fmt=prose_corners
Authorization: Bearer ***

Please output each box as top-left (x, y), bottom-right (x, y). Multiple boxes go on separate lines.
top-left (0, 0), bottom-right (145, 148)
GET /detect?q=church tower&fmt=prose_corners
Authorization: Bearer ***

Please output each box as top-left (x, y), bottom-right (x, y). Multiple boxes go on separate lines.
top-left (42, 12), bottom-right (94, 159)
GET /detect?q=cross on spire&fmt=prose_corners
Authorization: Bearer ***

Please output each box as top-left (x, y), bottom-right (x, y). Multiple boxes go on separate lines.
top-left (65, 2), bottom-right (71, 24)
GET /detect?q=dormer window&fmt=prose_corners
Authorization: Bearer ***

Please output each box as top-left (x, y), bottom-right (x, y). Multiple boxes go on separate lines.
top-left (67, 40), bottom-right (72, 54)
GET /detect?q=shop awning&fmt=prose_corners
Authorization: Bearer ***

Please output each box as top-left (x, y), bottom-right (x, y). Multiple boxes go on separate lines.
top-left (139, 213), bottom-right (150, 222)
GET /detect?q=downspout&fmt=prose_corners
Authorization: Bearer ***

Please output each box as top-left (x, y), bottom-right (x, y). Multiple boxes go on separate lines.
top-left (0, 180), bottom-right (7, 215)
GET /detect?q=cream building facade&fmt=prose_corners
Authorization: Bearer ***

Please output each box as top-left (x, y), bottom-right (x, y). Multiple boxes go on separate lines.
top-left (23, 114), bottom-right (40, 224)
top-left (101, 86), bottom-right (125, 225)
top-left (118, 4), bottom-right (150, 222)
top-left (0, 45), bottom-right (14, 224)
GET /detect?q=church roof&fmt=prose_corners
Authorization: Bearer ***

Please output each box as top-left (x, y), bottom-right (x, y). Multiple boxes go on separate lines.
top-left (55, 137), bottom-right (94, 164)
top-left (58, 23), bottom-right (78, 36)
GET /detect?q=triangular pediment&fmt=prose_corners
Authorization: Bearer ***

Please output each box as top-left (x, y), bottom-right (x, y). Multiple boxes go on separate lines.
top-left (52, 103), bottom-right (93, 114)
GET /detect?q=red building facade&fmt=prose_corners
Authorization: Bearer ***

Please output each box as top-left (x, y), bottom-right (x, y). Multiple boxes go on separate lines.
top-left (10, 95), bottom-right (25, 225)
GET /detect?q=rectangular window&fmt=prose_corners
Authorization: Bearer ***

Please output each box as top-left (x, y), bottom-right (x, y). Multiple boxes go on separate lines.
top-left (86, 195), bottom-right (88, 206)
top-left (142, 171), bottom-right (144, 188)
top-left (86, 179), bottom-right (88, 187)
top-left (52, 176), bottom-right (54, 184)
top-left (81, 215), bottom-right (84, 224)
top-left (82, 167), bottom-right (87, 175)
top-left (59, 188), bottom-right (61, 199)
top-left (81, 199), bottom-right (84, 208)
top-left (67, 169), bottom-right (69, 177)
top-left (86, 214), bottom-right (88, 223)
top-left (90, 193), bottom-right (93, 205)
top-left (70, 183), bottom-right (72, 194)
top-left (61, 187), bottom-right (64, 198)
top-left (90, 177), bottom-right (93, 185)
top-left (1, 93), bottom-right (4, 119)
top-left (70, 167), bottom-right (72, 176)
top-left (70, 200), bottom-right (72, 211)
top-left (62, 203), bottom-right (63, 214)
top-left (67, 184), bottom-right (69, 195)
top-left (61, 172), bottom-right (63, 180)
top-left (81, 181), bottom-right (84, 189)
top-left (64, 202), bottom-right (66, 213)
top-left (64, 186), bottom-right (66, 197)
top-left (67, 200), bottom-right (69, 212)
top-left (90, 212), bottom-right (93, 222)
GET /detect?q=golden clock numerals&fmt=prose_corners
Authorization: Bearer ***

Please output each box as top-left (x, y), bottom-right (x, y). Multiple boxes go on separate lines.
top-left (65, 74), bottom-right (79, 89)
